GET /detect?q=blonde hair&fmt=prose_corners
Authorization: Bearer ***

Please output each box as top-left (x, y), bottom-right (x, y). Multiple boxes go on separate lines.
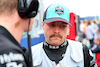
top-left (0, 0), bottom-right (17, 15)
top-left (93, 19), bottom-right (99, 24)
top-left (87, 20), bottom-right (91, 26)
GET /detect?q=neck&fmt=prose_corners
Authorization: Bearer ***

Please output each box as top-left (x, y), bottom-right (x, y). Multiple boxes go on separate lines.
top-left (0, 13), bottom-right (23, 43)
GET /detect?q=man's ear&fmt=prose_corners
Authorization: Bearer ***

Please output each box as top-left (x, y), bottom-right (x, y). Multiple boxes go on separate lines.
top-left (42, 21), bottom-right (45, 27)
top-left (67, 25), bottom-right (70, 35)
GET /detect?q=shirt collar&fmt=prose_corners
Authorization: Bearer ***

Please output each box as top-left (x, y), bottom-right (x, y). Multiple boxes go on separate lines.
top-left (43, 39), bottom-right (67, 49)
top-left (0, 26), bottom-right (20, 46)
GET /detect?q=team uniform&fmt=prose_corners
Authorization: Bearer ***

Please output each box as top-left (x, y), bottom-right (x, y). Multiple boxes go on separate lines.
top-left (32, 39), bottom-right (96, 67)
top-left (0, 26), bottom-right (28, 67)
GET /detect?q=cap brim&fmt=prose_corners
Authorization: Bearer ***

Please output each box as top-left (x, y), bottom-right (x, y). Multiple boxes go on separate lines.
top-left (44, 18), bottom-right (72, 26)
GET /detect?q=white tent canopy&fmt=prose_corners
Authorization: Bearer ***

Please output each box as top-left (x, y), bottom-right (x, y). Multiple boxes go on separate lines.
top-left (43, 0), bottom-right (100, 17)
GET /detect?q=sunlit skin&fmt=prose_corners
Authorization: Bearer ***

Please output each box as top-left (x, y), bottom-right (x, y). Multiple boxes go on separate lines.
top-left (27, 18), bottom-right (35, 31)
top-left (0, 9), bottom-right (35, 43)
top-left (94, 38), bottom-right (100, 45)
top-left (22, 17), bottom-right (35, 32)
top-left (42, 21), bottom-right (69, 46)
top-left (56, 64), bottom-right (69, 67)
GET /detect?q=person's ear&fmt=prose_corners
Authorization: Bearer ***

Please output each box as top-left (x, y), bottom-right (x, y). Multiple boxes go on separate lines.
top-left (42, 21), bottom-right (45, 27)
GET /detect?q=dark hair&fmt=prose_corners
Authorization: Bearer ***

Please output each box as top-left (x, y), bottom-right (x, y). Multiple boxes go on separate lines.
top-left (87, 20), bottom-right (91, 25)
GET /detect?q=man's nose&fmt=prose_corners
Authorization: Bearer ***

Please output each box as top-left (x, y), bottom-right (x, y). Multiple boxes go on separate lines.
top-left (54, 27), bottom-right (60, 33)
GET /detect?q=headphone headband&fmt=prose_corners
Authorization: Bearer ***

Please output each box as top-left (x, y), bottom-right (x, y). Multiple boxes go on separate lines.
top-left (18, 0), bottom-right (39, 19)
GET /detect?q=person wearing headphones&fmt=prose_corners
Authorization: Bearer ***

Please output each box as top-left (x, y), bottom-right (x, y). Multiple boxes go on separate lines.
top-left (0, 0), bottom-right (39, 67)
top-left (31, 4), bottom-right (97, 67)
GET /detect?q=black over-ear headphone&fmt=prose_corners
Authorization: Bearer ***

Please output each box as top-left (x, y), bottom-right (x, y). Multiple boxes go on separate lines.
top-left (18, 0), bottom-right (39, 19)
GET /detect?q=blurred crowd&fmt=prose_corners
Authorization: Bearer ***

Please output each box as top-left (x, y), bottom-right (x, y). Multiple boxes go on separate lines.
top-left (79, 19), bottom-right (100, 49)
top-left (79, 19), bottom-right (100, 66)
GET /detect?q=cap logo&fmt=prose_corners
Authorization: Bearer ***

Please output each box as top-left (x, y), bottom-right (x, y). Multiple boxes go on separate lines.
top-left (55, 6), bottom-right (64, 15)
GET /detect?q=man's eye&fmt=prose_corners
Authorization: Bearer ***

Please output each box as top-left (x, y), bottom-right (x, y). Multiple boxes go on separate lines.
top-left (49, 24), bottom-right (55, 27)
top-left (60, 25), bottom-right (67, 28)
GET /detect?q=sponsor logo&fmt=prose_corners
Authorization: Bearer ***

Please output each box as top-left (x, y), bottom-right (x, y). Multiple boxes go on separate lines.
top-left (55, 6), bottom-right (64, 15)
top-left (0, 52), bottom-right (24, 66)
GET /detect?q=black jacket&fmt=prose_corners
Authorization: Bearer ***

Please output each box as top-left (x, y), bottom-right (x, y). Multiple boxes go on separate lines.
top-left (91, 45), bottom-right (100, 53)
top-left (0, 26), bottom-right (28, 67)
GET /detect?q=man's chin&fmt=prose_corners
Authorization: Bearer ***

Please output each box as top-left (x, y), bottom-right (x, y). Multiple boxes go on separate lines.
top-left (50, 41), bottom-right (61, 46)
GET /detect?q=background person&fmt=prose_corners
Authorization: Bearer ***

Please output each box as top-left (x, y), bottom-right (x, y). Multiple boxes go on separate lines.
top-left (91, 36), bottom-right (100, 67)
top-left (31, 4), bottom-right (96, 67)
top-left (85, 20), bottom-right (97, 49)
top-left (0, 0), bottom-right (39, 67)
top-left (91, 37), bottom-right (100, 53)
top-left (79, 19), bottom-right (88, 43)
top-left (92, 19), bottom-right (99, 36)
top-left (97, 21), bottom-right (100, 36)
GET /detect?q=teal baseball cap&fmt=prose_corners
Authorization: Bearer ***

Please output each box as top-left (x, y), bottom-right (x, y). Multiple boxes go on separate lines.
top-left (43, 4), bottom-right (71, 26)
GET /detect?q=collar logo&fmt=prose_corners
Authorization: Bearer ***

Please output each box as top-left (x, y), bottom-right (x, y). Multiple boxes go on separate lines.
top-left (55, 6), bottom-right (64, 15)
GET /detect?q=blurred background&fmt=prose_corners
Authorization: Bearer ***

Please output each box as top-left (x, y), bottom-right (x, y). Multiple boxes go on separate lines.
top-left (43, 0), bottom-right (100, 17)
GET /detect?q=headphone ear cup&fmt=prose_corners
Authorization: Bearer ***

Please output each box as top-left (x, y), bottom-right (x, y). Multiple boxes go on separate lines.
top-left (18, 0), bottom-right (39, 19)
top-left (28, 0), bottom-right (39, 18)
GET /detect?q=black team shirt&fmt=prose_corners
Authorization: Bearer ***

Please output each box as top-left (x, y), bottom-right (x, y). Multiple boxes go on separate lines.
top-left (0, 26), bottom-right (28, 67)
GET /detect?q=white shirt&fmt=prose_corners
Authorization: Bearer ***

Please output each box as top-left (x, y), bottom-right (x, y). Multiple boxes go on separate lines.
top-left (85, 25), bottom-right (97, 40)
top-left (80, 22), bottom-right (85, 32)
top-left (31, 40), bottom-right (84, 67)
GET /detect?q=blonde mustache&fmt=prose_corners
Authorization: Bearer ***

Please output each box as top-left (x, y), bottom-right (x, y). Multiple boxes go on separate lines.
top-left (50, 34), bottom-right (62, 39)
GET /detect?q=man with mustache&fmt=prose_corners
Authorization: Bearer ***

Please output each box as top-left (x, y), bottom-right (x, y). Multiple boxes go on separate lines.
top-left (31, 4), bottom-right (97, 67)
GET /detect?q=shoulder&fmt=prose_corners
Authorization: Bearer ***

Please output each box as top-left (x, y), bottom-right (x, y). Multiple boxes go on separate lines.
top-left (31, 42), bottom-right (43, 66)
top-left (31, 42), bottom-right (43, 50)
top-left (67, 39), bottom-right (84, 62)
top-left (67, 39), bottom-right (83, 52)
top-left (0, 41), bottom-right (27, 67)
top-left (31, 42), bottom-right (43, 55)
top-left (67, 39), bottom-right (82, 44)
top-left (82, 44), bottom-right (93, 57)
top-left (0, 36), bottom-right (23, 54)
top-left (67, 39), bottom-right (82, 47)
